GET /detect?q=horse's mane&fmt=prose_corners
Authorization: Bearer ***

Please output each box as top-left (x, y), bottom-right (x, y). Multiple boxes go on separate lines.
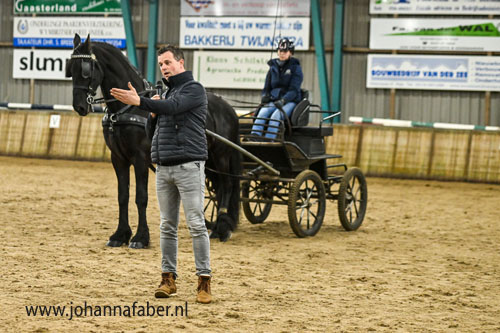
top-left (91, 41), bottom-right (148, 89)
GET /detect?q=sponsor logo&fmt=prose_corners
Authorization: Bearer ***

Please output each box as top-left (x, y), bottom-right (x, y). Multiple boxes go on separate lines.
top-left (185, 0), bottom-right (214, 12)
top-left (17, 19), bottom-right (28, 34)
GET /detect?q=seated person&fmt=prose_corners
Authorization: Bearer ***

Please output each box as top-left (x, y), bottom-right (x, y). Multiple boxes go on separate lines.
top-left (250, 38), bottom-right (303, 139)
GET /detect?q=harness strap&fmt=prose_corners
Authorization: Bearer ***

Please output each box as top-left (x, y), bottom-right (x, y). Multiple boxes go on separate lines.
top-left (102, 113), bottom-right (148, 128)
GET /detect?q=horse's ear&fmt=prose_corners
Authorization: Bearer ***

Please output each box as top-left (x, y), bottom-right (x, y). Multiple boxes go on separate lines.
top-left (73, 34), bottom-right (81, 49)
top-left (81, 34), bottom-right (91, 52)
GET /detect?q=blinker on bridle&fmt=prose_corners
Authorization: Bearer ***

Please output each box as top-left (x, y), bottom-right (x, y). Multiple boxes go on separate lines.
top-left (70, 53), bottom-right (100, 107)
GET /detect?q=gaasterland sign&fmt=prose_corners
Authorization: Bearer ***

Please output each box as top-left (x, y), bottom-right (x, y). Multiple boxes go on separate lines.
top-left (180, 17), bottom-right (310, 50)
top-left (370, 19), bottom-right (500, 52)
top-left (367, 54), bottom-right (500, 92)
top-left (369, 0), bottom-right (500, 15)
top-left (13, 17), bottom-right (126, 48)
top-left (14, 0), bottom-right (122, 14)
top-left (193, 51), bottom-right (270, 89)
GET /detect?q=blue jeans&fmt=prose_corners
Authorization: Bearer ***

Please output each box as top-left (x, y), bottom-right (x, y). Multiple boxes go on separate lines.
top-left (156, 161), bottom-right (211, 277)
top-left (251, 101), bottom-right (297, 139)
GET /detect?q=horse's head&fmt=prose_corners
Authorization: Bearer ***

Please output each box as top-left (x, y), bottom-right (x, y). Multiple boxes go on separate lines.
top-left (66, 34), bottom-right (104, 116)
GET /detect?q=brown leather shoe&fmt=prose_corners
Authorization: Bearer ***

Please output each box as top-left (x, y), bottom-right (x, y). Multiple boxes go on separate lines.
top-left (155, 272), bottom-right (177, 298)
top-left (196, 275), bottom-right (212, 304)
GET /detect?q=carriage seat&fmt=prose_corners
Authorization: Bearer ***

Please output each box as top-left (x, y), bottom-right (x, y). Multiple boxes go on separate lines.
top-left (290, 89), bottom-right (310, 127)
top-left (286, 90), bottom-right (334, 156)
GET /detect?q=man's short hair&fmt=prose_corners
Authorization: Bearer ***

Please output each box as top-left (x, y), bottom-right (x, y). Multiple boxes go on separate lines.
top-left (157, 45), bottom-right (184, 61)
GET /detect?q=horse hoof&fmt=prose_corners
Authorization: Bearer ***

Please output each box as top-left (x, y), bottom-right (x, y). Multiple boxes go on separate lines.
top-left (129, 242), bottom-right (146, 249)
top-left (106, 240), bottom-right (124, 247)
top-left (219, 231), bottom-right (232, 242)
top-left (209, 231), bottom-right (219, 239)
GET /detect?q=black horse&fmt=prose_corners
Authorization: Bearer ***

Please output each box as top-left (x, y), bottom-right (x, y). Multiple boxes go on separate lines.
top-left (66, 34), bottom-right (241, 247)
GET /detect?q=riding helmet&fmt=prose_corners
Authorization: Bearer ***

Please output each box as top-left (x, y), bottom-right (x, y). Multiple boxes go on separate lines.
top-left (277, 38), bottom-right (295, 54)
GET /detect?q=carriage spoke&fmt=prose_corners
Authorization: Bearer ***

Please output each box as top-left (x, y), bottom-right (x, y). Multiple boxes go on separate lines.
top-left (307, 207), bottom-right (311, 229)
top-left (353, 198), bottom-right (359, 215)
top-left (251, 201), bottom-right (258, 215)
top-left (298, 207), bottom-right (306, 225)
top-left (350, 177), bottom-right (357, 193)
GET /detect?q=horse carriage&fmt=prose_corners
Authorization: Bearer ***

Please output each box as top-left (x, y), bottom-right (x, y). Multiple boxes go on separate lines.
top-left (66, 34), bottom-right (366, 247)
top-left (204, 91), bottom-right (368, 238)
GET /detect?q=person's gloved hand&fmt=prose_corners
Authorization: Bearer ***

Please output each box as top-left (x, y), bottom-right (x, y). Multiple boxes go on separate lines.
top-left (274, 99), bottom-right (285, 109)
top-left (261, 95), bottom-right (271, 104)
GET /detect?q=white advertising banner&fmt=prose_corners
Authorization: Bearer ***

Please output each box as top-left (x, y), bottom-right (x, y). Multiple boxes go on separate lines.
top-left (367, 54), bottom-right (500, 92)
top-left (193, 51), bottom-right (269, 89)
top-left (181, 0), bottom-right (310, 16)
top-left (13, 49), bottom-right (72, 80)
top-left (180, 17), bottom-right (310, 50)
top-left (369, 0), bottom-right (500, 15)
top-left (370, 19), bottom-right (500, 52)
top-left (13, 16), bottom-right (126, 48)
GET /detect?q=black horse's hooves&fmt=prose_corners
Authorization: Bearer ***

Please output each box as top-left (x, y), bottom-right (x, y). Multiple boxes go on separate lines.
top-left (106, 240), bottom-right (125, 247)
top-left (129, 242), bottom-right (147, 249)
top-left (209, 230), bottom-right (232, 242)
top-left (219, 231), bottom-right (232, 242)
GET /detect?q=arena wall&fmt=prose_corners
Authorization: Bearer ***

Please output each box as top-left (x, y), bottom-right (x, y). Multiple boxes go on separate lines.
top-left (2, 110), bottom-right (499, 183)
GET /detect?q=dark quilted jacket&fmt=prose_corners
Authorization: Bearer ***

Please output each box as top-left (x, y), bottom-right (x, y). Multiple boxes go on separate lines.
top-left (141, 71), bottom-right (208, 165)
top-left (262, 57), bottom-right (303, 103)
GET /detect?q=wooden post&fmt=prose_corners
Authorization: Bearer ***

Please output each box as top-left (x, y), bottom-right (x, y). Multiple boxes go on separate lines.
top-left (463, 131), bottom-right (473, 181)
top-left (73, 116), bottom-right (83, 158)
top-left (355, 126), bottom-right (364, 167)
top-left (427, 130), bottom-right (436, 177)
top-left (391, 129), bottom-right (399, 173)
top-left (19, 113), bottom-right (29, 155)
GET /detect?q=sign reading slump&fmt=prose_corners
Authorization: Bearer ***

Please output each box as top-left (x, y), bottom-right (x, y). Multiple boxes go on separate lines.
top-left (194, 51), bottom-right (270, 89)
top-left (13, 49), bottom-right (72, 80)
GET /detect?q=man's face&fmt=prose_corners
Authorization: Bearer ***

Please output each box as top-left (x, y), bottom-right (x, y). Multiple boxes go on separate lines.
top-left (278, 49), bottom-right (291, 61)
top-left (158, 51), bottom-right (185, 80)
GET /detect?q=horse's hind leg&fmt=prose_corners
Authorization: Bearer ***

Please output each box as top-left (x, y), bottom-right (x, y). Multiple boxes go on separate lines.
top-left (107, 154), bottom-right (133, 247)
top-left (129, 160), bottom-right (150, 249)
top-left (210, 156), bottom-right (236, 242)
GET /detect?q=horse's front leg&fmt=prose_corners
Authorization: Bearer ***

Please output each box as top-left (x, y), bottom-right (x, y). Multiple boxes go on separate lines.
top-left (129, 159), bottom-right (150, 249)
top-left (107, 154), bottom-right (132, 247)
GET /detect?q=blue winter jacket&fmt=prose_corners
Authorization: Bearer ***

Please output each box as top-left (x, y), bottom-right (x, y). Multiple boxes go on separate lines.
top-left (262, 57), bottom-right (303, 104)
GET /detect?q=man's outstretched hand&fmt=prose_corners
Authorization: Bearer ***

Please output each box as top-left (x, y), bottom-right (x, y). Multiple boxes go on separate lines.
top-left (110, 82), bottom-right (140, 106)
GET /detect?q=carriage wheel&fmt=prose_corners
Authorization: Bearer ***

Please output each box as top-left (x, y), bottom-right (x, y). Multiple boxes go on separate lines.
top-left (337, 167), bottom-right (368, 231)
top-left (204, 177), bottom-right (218, 227)
top-left (288, 170), bottom-right (326, 238)
top-left (242, 180), bottom-right (273, 224)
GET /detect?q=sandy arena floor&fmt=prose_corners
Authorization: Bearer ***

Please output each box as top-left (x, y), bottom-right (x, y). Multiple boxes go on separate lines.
top-left (1, 156), bottom-right (499, 332)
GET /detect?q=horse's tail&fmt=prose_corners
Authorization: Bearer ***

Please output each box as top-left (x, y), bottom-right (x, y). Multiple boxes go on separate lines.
top-left (227, 144), bottom-right (242, 229)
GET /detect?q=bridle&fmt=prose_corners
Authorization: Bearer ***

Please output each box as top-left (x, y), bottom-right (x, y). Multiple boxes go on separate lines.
top-left (70, 52), bottom-right (104, 112)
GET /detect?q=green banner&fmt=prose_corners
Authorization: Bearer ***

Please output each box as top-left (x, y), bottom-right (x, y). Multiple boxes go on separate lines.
top-left (390, 23), bottom-right (500, 37)
top-left (14, 0), bottom-right (122, 14)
